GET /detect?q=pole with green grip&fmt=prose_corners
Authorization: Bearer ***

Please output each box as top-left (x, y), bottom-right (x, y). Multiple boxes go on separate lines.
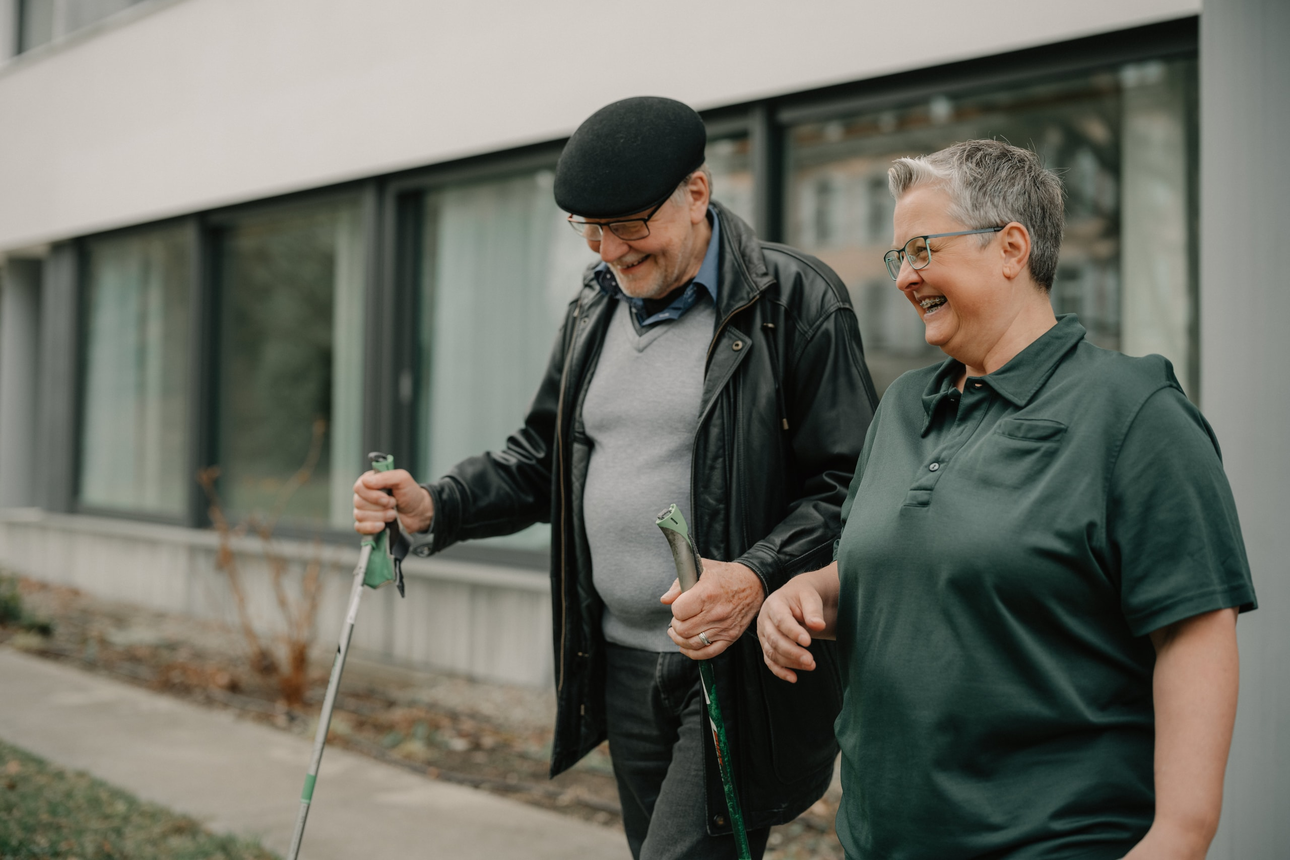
top-left (286, 452), bottom-right (405, 860)
top-left (656, 504), bottom-right (752, 860)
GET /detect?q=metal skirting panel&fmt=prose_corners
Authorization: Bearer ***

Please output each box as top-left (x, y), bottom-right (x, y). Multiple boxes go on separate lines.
top-left (0, 509), bottom-right (554, 688)
top-left (1200, 0), bottom-right (1290, 856)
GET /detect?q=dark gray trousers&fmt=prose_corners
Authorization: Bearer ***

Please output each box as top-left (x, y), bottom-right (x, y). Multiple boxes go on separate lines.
top-left (604, 643), bottom-right (770, 860)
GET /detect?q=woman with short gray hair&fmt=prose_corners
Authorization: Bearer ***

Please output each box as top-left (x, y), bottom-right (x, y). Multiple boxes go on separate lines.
top-left (757, 139), bottom-right (1256, 859)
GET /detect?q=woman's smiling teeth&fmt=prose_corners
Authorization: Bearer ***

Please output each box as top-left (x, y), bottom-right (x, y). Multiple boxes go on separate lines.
top-left (920, 295), bottom-right (948, 316)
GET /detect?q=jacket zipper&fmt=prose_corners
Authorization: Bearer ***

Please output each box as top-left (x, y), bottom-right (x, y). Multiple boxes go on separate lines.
top-left (555, 299), bottom-right (582, 694)
top-left (689, 293), bottom-right (762, 551)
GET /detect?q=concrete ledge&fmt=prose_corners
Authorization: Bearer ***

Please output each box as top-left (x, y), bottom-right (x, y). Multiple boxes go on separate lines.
top-left (0, 508), bottom-right (554, 686)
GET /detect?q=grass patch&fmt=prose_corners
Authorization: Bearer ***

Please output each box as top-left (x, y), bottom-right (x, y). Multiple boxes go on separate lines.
top-left (0, 575), bottom-right (52, 638)
top-left (0, 739), bottom-right (278, 860)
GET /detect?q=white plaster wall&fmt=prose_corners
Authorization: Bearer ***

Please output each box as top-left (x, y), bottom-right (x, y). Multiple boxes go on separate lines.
top-left (0, 0), bottom-right (1198, 252)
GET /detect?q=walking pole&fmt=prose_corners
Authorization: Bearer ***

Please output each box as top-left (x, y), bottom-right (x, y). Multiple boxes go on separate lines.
top-left (286, 452), bottom-right (407, 860)
top-left (656, 504), bottom-right (752, 860)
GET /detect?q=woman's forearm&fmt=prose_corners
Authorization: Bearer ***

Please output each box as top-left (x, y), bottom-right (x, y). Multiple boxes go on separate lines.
top-left (799, 560), bottom-right (841, 640)
top-left (1131, 607), bottom-right (1240, 858)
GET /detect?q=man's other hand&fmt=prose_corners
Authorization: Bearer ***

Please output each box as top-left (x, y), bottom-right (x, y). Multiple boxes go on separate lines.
top-left (352, 469), bottom-right (434, 536)
top-left (663, 559), bottom-right (764, 659)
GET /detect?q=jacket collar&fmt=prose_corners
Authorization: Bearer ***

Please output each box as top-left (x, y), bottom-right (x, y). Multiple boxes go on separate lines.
top-left (710, 200), bottom-right (774, 320)
top-left (921, 314), bottom-right (1086, 433)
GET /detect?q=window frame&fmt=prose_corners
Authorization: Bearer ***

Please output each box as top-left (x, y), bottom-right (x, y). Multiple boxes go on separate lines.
top-left (379, 117), bottom-right (758, 571)
top-left (769, 16), bottom-right (1200, 399)
top-left (72, 215), bottom-right (198, 527)
top-left (200, 182), bottom-right (379, 541)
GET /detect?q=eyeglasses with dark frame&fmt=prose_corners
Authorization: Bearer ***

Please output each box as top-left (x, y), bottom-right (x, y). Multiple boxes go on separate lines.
top-left (567, 197), bottom-right (670, 242)
top-left (883, 226), bottom-right (1005, 281)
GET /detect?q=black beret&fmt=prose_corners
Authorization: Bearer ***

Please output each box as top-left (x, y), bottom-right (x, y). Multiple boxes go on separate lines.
top-left (554, 96), bottom-right (707, 218)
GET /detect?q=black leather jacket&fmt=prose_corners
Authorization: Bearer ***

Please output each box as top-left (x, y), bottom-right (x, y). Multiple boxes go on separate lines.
top-left (421, 203), bottom-right (878, 833)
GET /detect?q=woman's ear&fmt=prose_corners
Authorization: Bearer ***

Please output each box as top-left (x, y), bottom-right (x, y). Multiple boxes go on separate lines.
top-left (999, 222), bottom-right (1032, 281)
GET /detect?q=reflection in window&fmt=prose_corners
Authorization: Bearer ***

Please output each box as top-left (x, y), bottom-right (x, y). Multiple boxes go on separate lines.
top-left (418, 170), bottom-right (596, 551)
top-left (706, 136), bottom-right (755, 226)
top-left (787, 58), bottom-right (1197, 396)
top-left (79, 226), bottom-right (191, 516)
top-left (216, 198), bottom-right (366, 528)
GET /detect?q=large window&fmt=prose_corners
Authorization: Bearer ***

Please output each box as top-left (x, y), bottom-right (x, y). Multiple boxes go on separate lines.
top-left (17, 0), bottom-right (147, 53)
top-left (417, 169), bottom-right (596, 551)
top-left (707, 135), bottom-right (755, 226)
top-left (215, 197), bottom-right (366, 529)
top-left (413, 142), bottom-right (752, 553)
top-left (78, 225), bottom-right (191, 516)
top-left (786, 58), bottom-right (1198, 396)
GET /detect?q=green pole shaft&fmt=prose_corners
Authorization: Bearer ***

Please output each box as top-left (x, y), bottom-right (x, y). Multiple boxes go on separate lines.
top-left (656, 505), bottom-right (752, 860)
top-left (286, 541), bottom-right (372, 860)
top-left (697, 660), bottom-right (751, 859)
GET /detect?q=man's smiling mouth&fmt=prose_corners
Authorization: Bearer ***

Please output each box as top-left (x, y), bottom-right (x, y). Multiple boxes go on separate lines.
top-left (614, 255), bottom-right (651, 274)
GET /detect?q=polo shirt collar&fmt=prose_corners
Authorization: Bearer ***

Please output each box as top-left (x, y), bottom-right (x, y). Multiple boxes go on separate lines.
top-left (920, 314), bottom-right (1087, 434)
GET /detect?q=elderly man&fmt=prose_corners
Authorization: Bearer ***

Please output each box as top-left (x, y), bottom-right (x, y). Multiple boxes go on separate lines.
top-left (354, 96), bottom-right (877, 860)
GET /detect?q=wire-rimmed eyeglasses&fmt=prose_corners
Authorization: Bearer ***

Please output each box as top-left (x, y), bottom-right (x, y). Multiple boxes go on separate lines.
top-left (568, 197), bottom-right (669, 242)
top-left (883, 227), bottom-right (1005, 280)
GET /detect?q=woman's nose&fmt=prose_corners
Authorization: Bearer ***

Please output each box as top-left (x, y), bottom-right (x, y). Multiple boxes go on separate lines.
top-left (896, 259), bottom-right (921, 292)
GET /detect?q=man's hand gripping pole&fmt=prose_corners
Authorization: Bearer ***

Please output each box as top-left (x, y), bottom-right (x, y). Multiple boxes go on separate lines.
top-left (656, 504), bottom-right (752, 860)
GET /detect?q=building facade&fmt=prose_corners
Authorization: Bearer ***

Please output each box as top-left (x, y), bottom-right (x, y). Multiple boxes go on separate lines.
top-left (0, 1), bottom-right (1284, 855)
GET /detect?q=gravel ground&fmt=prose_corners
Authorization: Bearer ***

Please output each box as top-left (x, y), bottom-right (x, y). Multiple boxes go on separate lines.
top-left (0, 574), bottom-right (843, 859)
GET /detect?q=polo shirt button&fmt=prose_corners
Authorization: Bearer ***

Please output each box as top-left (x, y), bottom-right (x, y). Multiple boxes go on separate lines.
top-left (732, 340), bottom-right (744, 351)
top-left (929, 463), bottom-right (940, 471)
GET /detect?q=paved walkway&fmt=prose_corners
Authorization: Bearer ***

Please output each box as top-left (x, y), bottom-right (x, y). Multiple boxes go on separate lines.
top-left (0, 648), bottom-right (628, 859)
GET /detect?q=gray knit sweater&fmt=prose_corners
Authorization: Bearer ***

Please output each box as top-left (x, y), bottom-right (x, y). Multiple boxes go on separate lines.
top-left (582, 298), bottom-right (713, 651)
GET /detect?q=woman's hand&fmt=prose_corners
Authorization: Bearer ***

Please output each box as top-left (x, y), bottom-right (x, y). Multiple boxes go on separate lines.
top-left (756, 562), bottom-right (840, 683)
top-left (352, 469), bottom-right (434, 535)
top-left (1118, 824), bottom-right (1212, 860)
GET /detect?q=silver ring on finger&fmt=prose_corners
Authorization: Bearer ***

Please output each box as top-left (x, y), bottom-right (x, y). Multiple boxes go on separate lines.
top-left (698, 631), bottom-right (712, 647)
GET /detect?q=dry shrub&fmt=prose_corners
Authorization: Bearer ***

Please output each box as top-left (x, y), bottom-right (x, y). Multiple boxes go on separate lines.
top-left (196, 418), bottom-right (333, 707)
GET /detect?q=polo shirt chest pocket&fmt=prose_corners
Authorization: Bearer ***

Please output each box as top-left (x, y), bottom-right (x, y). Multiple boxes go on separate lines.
top-left (971, 417), bottom-right (1068, 490)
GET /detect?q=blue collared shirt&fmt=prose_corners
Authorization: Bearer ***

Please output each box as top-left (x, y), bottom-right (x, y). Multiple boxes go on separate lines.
top-left (593, 207), bottom-right (720, 327)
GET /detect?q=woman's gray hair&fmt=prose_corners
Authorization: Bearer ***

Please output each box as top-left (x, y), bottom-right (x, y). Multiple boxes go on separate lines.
top-left (888, 140), bottom-right (1064, 290)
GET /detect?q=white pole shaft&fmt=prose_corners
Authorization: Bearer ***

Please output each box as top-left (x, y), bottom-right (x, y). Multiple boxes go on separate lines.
top-left (286, 542), bottom-right (372, 860)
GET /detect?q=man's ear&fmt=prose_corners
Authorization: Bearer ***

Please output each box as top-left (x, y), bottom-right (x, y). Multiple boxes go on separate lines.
top-left (999, 222), bottom-right (1032, 281)
top-left (688, 171), bottom-right (711, 223)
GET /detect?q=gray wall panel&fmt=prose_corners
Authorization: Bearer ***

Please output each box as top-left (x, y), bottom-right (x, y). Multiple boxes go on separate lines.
top-left (1200, 0), bottom-right (1290, 856)
top-left (0, 258), bottom-right (42, 505)
top-left (35, 242), bottom-right (78, 513)
top-left (0, 0), bottom-right (15, 61)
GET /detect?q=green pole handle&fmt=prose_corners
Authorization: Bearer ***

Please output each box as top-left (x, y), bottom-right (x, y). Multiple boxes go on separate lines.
top-left (361, 453), bottom-right (399, 590)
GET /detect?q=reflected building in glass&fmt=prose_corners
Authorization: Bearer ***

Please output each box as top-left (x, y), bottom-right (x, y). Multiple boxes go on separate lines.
top-left (786, 58), bottom-right (1197, 396)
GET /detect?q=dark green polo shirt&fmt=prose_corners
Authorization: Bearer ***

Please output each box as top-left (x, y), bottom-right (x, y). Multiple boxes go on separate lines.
top-left (833, 315), bottom-right (1256, 860)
